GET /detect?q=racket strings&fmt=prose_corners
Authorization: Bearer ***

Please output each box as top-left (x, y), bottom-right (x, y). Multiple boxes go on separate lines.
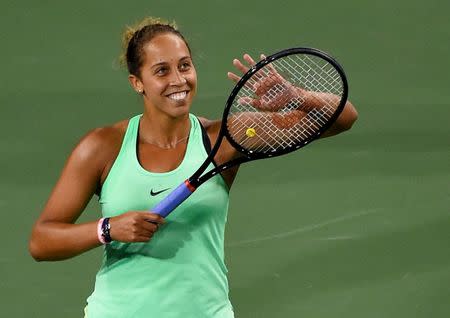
top-left (227, 53), bottom-right (344, 154)
top-left (230, 115), bottom-right (296, 151)
top-left (279, 56), bottom-right (342, 106)
top-left (229, 104), bottom-right (331, 153)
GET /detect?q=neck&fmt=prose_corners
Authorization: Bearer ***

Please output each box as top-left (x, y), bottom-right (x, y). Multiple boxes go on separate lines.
top-left (139, 110), bottom-right (191, 149)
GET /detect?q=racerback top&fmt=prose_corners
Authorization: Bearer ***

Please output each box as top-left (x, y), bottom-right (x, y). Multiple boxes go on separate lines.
top-left (86, 114), bottom-right (233, 318)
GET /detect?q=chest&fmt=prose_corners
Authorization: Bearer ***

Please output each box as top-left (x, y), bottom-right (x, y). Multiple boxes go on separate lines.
top-left (137, 142), bottom-right (187, 173)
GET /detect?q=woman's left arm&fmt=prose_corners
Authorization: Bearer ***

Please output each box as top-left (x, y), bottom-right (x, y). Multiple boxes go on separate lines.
top-left (228, 54), bottom-right (358, 139)
top-left (319, 99), bottom-right (358, 138)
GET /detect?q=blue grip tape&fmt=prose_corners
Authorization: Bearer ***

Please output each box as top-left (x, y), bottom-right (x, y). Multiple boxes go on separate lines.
top-left (151, 181), bottom-right (194, 217)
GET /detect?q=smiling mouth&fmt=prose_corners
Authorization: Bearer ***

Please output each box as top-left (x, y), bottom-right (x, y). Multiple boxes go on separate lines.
top-left (167, 91), bottom-right (188, 101)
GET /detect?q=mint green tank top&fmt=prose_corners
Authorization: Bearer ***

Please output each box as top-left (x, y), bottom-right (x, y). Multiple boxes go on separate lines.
top-left (86, 114), bottom-right (234, 318)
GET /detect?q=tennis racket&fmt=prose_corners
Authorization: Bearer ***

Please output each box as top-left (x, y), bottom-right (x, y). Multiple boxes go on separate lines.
top-left (152, 47), bottom-right (348, 217)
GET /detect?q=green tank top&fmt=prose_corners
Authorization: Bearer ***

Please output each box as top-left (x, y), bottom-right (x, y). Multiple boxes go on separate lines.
top-left (86, 114), bottom-right (234, 318)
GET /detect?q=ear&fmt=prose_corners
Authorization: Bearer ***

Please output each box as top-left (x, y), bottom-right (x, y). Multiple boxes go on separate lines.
top-left (128, 74), bottom-right (144, 94)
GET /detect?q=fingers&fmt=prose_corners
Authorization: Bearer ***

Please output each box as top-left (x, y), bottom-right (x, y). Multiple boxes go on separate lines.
top-left (141, 218), bottom-right (160, 232)
top-left (139, 212), bottom-right (164, 241)
top-left (238, 96), bottom-right (262, 108)
top-left (143, 212), bottom-right (165, 225)
top-left (233, 58), bottom-right (249, 74)
top-left (227, 71), bottom-right (241, 83)
top-left (254, 74), bottom-right (282, 96)
top-left (229, 53), bottom-right (263, 90)
top-left (231, 53), bottom-right (258, 75)
top-left (243, 53), bottom-right (257, 66)
top-left (108, 211), bottom-right (165, 243)
top-left (262, 54), bottom-right (279, 76)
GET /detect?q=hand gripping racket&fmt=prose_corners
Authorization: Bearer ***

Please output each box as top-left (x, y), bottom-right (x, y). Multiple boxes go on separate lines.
top-left (152, 47), bottom-right (348, 217)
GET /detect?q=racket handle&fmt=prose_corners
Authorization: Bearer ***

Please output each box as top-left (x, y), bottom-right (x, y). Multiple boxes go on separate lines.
top-left (151, 181), bottom-right (196, 217)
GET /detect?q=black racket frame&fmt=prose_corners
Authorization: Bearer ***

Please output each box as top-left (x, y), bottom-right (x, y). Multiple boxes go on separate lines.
top-left (189, 47), bottom-right (348, 188)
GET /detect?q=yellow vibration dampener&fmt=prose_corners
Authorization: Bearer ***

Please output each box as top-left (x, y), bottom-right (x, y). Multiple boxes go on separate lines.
top-left (246, 127), bottom-right (256, 137)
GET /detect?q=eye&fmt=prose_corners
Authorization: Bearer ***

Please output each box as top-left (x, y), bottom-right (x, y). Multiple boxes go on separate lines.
top-left (155, 67), bottom-right (168, 76)
top-left (179, 61), bottom-right (192, 71)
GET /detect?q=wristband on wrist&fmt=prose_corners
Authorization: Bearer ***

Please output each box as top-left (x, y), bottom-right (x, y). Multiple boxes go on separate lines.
top-left (101, 217), bottom-right (112, 244)
top-left (97, 217), bottom-right (112, 244)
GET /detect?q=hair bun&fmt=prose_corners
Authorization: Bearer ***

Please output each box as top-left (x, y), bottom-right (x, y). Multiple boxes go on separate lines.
top-left (119, 17), bottom-right (190, 77)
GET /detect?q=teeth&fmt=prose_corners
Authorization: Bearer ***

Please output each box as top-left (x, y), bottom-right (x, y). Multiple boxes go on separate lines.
top-left (168, 91), bottom-right (187, 100)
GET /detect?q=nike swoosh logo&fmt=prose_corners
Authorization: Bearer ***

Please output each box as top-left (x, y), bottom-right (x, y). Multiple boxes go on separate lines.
top-left (150, 188), bottom-right (171, 196)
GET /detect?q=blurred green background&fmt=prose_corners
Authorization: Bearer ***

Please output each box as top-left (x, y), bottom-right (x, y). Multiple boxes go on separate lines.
top-left (1, 0), bottom-right (449, 317)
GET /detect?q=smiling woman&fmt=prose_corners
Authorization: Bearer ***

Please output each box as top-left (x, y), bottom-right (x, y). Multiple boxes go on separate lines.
top-left (123, 18), bottom-right (197, 122)
top-left (28, 16), bottom-right (240, 318)
top-left (28, 16), bottom-right (357, 318)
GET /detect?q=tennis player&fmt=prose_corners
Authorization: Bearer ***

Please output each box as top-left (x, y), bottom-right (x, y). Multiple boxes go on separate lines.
top-left (29, 17), bottom-right (358, 317)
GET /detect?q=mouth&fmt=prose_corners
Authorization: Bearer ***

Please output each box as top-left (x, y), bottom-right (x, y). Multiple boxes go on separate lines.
top-left (166, 90), bottom-right (189, 101)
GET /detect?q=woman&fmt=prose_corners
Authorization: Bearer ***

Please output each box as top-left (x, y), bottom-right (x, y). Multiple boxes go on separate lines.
top-left (29, 17), bottom-right (358, 317)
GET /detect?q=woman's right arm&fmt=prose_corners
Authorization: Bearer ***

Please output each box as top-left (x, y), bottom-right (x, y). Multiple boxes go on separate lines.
top-left (28, 128), bottom-right (116, 261)
top-left (29, 127), bottom-right (165, 261)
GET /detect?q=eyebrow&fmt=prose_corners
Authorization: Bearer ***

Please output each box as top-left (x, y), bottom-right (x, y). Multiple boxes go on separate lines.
top-left (151, 56), bottom-right (192, 68)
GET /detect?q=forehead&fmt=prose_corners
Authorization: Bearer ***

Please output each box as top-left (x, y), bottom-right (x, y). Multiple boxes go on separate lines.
top-left (142, 33), bottom-right (190, 65)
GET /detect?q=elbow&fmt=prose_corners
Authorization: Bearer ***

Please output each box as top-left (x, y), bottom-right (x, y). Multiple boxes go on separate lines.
top-left (339, 102), bottom-right (358, 132)
top-left (28, 227), bottom-right (51, 262)
top-left (321, 104), bottom-right (358, 138)
top-left (29, 224), bottom-right (46, 261)
top-left (28, 238), bottom-right (45, 262)
top-left (28, 226), bottom-right (80, 262)
top-left (28, 240), bottom-right (72, 262)
top-left (343, 107), bottom-right (358, 131)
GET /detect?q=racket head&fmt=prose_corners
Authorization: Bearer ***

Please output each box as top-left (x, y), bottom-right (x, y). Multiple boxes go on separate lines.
top-left (222, 47), bottom-right (349, 159)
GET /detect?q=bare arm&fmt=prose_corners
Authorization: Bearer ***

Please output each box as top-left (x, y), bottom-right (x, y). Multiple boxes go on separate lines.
top-left (227, 54), bottom-right (358, 139)
top-left (29, 127), bottom-right (164, 261)
top-left (194, 53), bottom-right (357, 188)
top-left (29, 129), bottom-right (110, 261)
top-left (300, 90), bottom-right (358, 138)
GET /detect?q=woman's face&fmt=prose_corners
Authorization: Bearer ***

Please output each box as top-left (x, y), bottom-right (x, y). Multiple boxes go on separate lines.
top-left (134, 33), bottom-right (197, 118)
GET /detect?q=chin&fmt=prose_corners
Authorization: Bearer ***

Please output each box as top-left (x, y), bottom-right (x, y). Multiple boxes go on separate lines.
top-left (172, 96), bottom-right (193, 110)
top-left (169, 103), bottom-right (191, 118)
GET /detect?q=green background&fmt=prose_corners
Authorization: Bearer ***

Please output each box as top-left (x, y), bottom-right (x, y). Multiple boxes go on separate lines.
top-left (1, 0), bottom-right (449, 317)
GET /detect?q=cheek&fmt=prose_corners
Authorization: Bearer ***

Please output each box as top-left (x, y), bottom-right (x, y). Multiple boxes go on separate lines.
top-left (187, 72), bottom-right (198, 89)
top-left (143, 79), bottom-right (165, 94)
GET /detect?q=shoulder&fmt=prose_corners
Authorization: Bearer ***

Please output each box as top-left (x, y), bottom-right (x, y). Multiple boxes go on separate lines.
top-left (66, 119), bottom-right (130, 181)
top-left (74, 120), bottom-right (128, 160)
top-left (67, 119), bottom-right (131, 189)
top-left (197, 116), bottom-right (221, 138)
top-left (195, 116), bottom-right (241, 188)
top-left (196, 116), bottom-right (212, 128)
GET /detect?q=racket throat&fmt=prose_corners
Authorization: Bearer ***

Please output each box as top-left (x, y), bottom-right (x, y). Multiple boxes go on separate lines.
top-left (184, 180), bottom-right (197, 192)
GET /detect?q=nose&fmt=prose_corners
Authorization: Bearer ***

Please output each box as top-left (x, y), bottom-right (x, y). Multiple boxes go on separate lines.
top-left (170, 70), bottom-right (187, 86)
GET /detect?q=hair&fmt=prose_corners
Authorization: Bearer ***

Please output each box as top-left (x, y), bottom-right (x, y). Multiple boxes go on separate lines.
top-left (120, 17), bottom-right (191, 77)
